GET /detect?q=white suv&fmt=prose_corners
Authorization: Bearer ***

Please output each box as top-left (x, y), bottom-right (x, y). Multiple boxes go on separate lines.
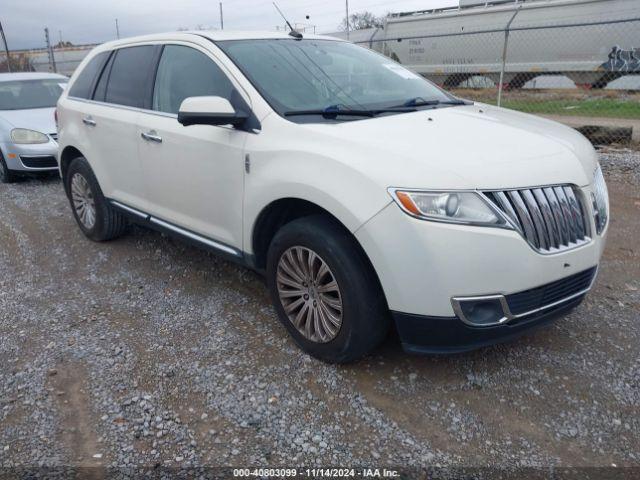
top-left (57, 31), bottom-right (609, 362)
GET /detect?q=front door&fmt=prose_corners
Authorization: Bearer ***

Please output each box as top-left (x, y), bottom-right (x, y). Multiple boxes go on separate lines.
top-left (137, 44), bottom-right (248, 250)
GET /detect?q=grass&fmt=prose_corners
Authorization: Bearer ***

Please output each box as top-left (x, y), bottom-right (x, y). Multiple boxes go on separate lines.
top-left (450, 90), bottom-right (640, 120)
top-left (495, 98), bottom-right (640, 120)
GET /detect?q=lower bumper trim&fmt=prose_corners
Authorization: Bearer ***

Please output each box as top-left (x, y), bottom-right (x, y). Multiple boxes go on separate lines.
top-left (19, 154), bottom-right (59, 170)
top-left (393, 295), bottom-right (585, 355)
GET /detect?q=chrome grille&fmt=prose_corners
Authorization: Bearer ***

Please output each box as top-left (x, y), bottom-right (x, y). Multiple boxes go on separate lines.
top-left (485, 185), bottom-right (591, 253)
top-left (49, 133), bottom-right (58, 142)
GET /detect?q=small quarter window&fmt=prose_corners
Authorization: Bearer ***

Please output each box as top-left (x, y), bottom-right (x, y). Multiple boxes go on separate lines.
top-left (92, 52), bottom-right (115, 102)
top-left (68, 51), bottom-right (109, 99)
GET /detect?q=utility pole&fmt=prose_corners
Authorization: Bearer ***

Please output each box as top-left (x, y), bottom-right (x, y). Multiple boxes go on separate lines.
top-left (497, 7), bottom-right (520, 107)
top-left (0, 20), bottom-right (11, 72)
top-left (219, 2), bottom-right (224, 30)
top-left (345, 0), bottom-right (350, 40)
top-left (115, 18), bottom-right (120, 39)
top-left (44, 27), bottom-right (57, 73)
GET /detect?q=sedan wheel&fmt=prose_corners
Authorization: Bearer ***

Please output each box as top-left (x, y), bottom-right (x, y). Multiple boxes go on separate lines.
top-left (276, 246), bottom-right (343, 343)
top-left (0, 153), bottom-right (17, 183)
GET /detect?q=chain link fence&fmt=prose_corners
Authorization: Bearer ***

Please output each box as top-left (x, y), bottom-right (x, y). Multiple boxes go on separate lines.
top-left (344, 14), bottom-right (640, 146)
top-left (0, 45), bottom-right (96, 77)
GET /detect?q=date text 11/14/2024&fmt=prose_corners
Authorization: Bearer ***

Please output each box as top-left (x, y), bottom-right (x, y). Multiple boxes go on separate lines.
top-left (232, 468), bottom-right (401, 478)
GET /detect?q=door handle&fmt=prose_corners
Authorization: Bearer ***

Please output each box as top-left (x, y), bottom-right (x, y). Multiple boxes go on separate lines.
top-left (82, 116), bottom-right (96, 127)
top-left (141, 130), bottom-right (162, 143)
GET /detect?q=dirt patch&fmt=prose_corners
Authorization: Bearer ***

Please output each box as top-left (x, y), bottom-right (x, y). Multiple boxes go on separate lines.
top-left (48, 360), bottom-right (105, 477)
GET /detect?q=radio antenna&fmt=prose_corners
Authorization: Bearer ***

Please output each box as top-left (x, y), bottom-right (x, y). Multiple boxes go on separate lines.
top-left (273, 2), bottom-right (303, 39)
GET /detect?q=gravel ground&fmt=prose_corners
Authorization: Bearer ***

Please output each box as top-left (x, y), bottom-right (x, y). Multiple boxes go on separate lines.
top-left (0, 150), bottom-right (639, 479)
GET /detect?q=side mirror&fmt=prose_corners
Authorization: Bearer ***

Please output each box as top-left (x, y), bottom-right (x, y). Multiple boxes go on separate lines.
top-left (177, 96), bottom-right (248, 127)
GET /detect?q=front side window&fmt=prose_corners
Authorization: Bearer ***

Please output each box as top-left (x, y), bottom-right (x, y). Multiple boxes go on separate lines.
top-left (152, 45), bottom-right (234, 115)
top-left (105, 45), bottom-right (157, 108)
top-left (0, 78), bottom-right (68, 110)
top-left (218, 39), bottom-right (453, 117)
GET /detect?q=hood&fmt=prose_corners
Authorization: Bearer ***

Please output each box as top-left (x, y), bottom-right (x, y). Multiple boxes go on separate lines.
top-left (0, 107), bottom-right (57, 136)
top-left (299, 104), bottom-right (598, 190)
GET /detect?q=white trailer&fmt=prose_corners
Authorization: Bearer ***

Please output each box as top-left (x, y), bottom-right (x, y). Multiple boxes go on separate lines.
top-left (329, 0), bottom-right (640, 89)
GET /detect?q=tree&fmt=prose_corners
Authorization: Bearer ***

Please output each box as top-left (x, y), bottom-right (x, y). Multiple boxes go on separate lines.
top-left (176, 25), bottom-right (214, 31)
top-left (338, 11), bottom-right (384, 32)
top-left (0, 53), bottom-right (34, 73)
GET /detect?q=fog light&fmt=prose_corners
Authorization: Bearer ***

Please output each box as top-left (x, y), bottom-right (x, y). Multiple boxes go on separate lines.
top-left (451, 295), bottom-right (510, 327)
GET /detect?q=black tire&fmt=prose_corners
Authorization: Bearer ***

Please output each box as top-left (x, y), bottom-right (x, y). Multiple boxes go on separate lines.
top-left (267, 215), bottom-right (390, 363)
top-left (65, 156), bottom-right (128, 241)
top-left (0, 151), bottom-right (18, 184)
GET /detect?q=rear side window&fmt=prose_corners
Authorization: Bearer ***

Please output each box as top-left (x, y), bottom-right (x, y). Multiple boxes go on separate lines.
top-left (105, 46), bottom-right (157, 108)
top-left (152, 45), bottom-right (234, 115)
top-left (68, 51), bottom-right (109, 99)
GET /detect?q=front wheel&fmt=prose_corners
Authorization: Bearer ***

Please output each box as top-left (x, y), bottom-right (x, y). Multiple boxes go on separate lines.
top-left (267, 215), bottom-right (390, 363)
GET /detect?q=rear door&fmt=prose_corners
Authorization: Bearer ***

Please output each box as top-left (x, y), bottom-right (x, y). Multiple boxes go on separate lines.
top-left (136, 43), bottom-right (249, 250)
top-left (86, 44), bottom-right (160, 210)
top-left (60, 50), bottom-right (110, 183)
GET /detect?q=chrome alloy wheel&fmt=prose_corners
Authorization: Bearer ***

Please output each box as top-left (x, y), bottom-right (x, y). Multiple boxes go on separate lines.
top-left (70, 173), bottom-right (96, 229)
top-left (276, 246), bottom-right (343, 343)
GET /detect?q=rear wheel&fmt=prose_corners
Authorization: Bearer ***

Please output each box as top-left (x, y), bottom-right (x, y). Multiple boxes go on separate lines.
top-left (267, 215), bottom-right (389, 363)
top-left (65, 156), bottom-right (128, 241)
top-left (0, 152), bottom-right (17, 184)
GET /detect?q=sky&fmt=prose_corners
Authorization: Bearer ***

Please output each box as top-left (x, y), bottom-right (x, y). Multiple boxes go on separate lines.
top-left (1, 0), bottom-right (459, 50)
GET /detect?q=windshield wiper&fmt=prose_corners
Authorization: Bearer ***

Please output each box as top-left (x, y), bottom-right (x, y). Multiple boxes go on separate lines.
top-left (400, 97), bottom-right (469, 108)
top-left (284, 104), bottom-right (416, 119)
top-left (285, 108), bottom-right (376, 118)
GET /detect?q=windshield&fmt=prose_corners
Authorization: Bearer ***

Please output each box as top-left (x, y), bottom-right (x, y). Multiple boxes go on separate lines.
top-left (0, 79), bottom-right (68, 110)
top-left (217, 39), bottom-right (454, 118)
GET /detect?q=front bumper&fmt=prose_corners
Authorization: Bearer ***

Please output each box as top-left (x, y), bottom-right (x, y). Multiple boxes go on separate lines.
top-left (354, 183), bottom-right (607, 351)
top-left (355, 187), bottom-right (607, 317)
top-left (0, 140), bottom-right (59, 172)
top-left (394, 294), bottom-right (584, 354)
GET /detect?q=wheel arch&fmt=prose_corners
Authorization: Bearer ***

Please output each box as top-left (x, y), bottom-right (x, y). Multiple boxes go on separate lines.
top-left (251, 198), bottom-right (331, 271)
top-left (59, 145), bottom-right (84, 183)
top-left (250, 197), bottom-right (380, 285)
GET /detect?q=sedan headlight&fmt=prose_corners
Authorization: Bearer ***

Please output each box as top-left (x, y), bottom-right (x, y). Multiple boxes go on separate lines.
top-left (389, 189), bottom-right (509, 227)
top-left (591, 165), bottom-right (608, 235)
top-left (10, 128), bottom-right (49, 144)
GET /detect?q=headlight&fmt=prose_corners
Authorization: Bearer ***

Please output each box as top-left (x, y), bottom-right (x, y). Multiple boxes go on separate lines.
top-left (389, 189), bottom-right (509, 227)
top-left (591, 165), bottom-right (608, 235)
top-left (10, 128), bottom-right (49, 144)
